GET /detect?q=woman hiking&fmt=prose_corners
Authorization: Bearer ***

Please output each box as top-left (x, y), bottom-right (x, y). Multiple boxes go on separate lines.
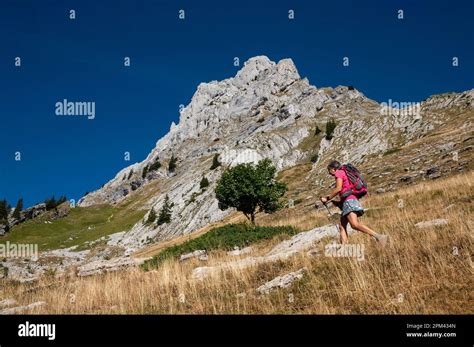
top-left (320, 160), bottom-right (388, 245)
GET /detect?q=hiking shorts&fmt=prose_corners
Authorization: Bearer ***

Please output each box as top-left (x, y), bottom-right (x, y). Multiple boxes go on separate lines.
top-left (342, 198), bottom-right (364, 217)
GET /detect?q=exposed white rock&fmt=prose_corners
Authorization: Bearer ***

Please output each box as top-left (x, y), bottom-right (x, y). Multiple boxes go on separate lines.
top-left (77, 257), bottom-right (147, 277)
top-left (256, 268), bottom-right (306, 294)
top-left (0, 298), bottom-right (17, 309)
top-left (179, 250), bottom-right (207, 262)
top-left (227, 246), bottom-right (253, 256)
top-left (0, 301), bottom-right (46, 315)
top-left (415, 219), bottom-right (449, 229)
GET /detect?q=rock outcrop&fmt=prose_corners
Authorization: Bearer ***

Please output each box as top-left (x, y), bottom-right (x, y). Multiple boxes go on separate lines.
top-left (256, 268), bottom-right (306, 294)
top-left (415, 219), bottom-right (449, 229)
top-left (0, 301), bottom-right (46, 315)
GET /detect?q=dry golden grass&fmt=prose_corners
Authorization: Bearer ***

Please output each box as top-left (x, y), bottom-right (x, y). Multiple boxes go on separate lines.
top-left (1, 172), bottom-right (473, 314)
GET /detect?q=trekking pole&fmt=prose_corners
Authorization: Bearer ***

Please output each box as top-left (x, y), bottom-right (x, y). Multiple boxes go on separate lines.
top-left (323, 202), bottom-right (333, 217)
top-left (323, 201), bottom-right (340, 233)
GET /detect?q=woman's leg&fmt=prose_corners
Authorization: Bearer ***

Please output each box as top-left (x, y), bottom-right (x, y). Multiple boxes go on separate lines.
top-left (346, 212), bottom-right (378, 238)
top-left (339, 215), bottom-right (349, 244)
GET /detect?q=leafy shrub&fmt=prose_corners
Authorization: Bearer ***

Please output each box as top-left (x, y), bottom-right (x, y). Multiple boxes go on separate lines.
top-left (215, 159), bottom-right (287, 224)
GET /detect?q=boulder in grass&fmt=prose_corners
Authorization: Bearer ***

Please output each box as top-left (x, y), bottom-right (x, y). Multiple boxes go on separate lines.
top-left (227, 246), bottom-right (253, 256)
top-left (0, 301), bottom-right (46, 315)
top-left (179, 250), bottom-right (207, 262)
top-left (256, 268), bottom-right (306, 294)
top-left (415, 219), bottom-right (448, 229)
top-left (0, 298), bottom-right (17, 309)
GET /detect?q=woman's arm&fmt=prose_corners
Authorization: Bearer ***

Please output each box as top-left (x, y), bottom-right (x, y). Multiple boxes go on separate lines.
top-left (321, 178), bottom-right (343, 202)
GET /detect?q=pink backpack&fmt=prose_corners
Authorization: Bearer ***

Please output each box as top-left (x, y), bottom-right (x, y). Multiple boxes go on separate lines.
top-left (340, 163), bottom-right (368, 199)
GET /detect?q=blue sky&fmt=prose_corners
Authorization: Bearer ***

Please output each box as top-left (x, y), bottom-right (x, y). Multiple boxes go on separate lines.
top-left (0, 0), bottom-right (472, 207)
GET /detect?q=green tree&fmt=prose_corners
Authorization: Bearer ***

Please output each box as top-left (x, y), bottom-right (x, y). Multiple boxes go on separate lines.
top-left (12, 198), bottom-right (23, 220)
top-left (310, 154), bottom-right (319, 163)
top-left (149, 160), bottom-right (162, 171)
top-left (215, 159), bottom-right (287, 225)
top-left (44, 195), bottom-right (67, 211)
top-left (210, 153), bottom-right (221, 170)
top-left (157, 195), bottom-right (174, 226)
top-left (200, 176), bottom-right (210, 190)
top-left (142, 165), bottom-right (149, 179)
top-left (314, 125), bottom-right (322, 136)
top-left (127, 169), bottom-right (134, 180)
top-left (0, 199), bottom-right (9, 222)
top-left (144, 208), bottom-right (157, 225)
top-left (168, 155), bottom-right (177, 173)
top-left (325, 118), bottom-right (337, 140)
top-left (44, 196), bottom-right (57, 211)
top-left (57, 196), bottom-right (67, 205)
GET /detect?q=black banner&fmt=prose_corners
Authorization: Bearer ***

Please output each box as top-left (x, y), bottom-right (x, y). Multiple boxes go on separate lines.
top-left (0, 314), bottom-right (471, 345)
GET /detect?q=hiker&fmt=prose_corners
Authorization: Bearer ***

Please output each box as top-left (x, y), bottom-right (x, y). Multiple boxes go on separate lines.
top-left (320, 160), bottom-right (388, 245)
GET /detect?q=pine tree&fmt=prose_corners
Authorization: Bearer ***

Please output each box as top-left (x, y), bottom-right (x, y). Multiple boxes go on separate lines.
top-left (149, 159), bottom-right (162, 172)
top-left (200, 176), bottom-right (210, 190)
top-left (0, 199), bottom-right (9, 222)
top-left (45, 196), bottom-right (57, 211)
top-left (57, 195), bottom-right (67, 205)
top-left (210, 153), bottom-right (221, 170)
top-left (168, 155), bottom-right (177, 173)
top-left (325, 118), bottom-right (337, 140)
top-left (142, 165), bottom-right (149, 179)
top-left (157, 195), bottom-right (174, 225)
top-left (12, 198), bottom-right (23, 220)
top-left (144, 208), bottom-right (157, 225)
top-left (314, 125), bottom-right (322, 136)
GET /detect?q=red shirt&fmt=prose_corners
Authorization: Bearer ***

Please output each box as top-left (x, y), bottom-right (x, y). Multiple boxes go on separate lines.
top-left (335, 169), bottom-right (357, 201)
